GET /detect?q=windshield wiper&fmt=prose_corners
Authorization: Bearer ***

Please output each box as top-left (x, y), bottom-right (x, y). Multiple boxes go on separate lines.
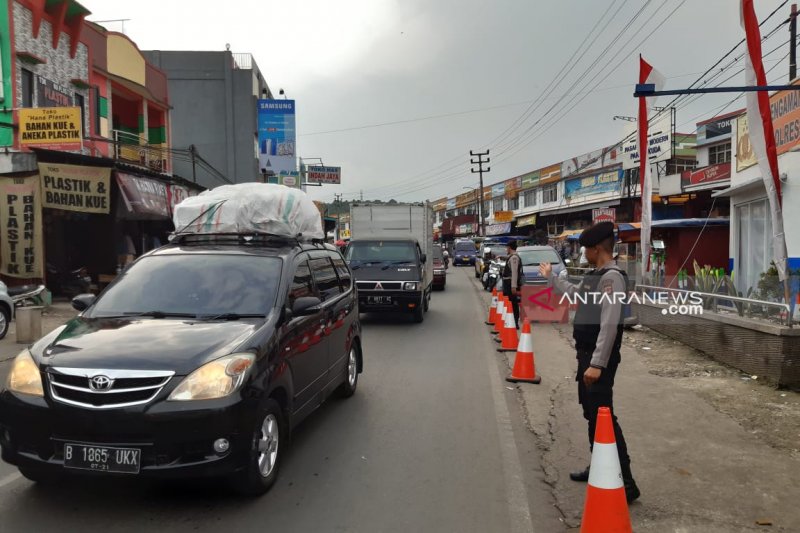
top-left (198, 312), bottom-right (266, 321)
top-left (122, 311), bottom-right (198, 319)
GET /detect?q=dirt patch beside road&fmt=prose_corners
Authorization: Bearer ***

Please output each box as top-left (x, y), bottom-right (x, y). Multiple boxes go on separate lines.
top-left (622, 325), bottom-right (800, 460)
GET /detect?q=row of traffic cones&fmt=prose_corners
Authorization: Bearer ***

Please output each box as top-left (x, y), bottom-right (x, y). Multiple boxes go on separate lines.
top-left (486, 288), bottom-right (540, 384)
top-left (484, 288), bottom-right (631, 531)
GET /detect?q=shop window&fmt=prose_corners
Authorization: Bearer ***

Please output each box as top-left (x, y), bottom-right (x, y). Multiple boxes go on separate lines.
top-left (492, 197), bottom-right (504, 213)
top-left (483, 200), bottom-right (491, 216)
top-left (21, 69), bottom-right (34, 108)
top-left (542, 184), bottom-right (558, 203)
top-left (735, 198), bottom-right (772, 295)
top-left (667, 158), bottom-right (697, 175)
top-left (709, 143), bottom-right (731, 165)
top-left (507, 195), bottom-right (519, 211)
top-left (523, 189), bottom-right (536, 207)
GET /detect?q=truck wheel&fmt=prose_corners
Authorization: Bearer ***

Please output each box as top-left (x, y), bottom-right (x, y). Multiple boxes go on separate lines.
top-left (413, 299), bottom-right (425, 323)
top-left (423, 291), bottom-right (430, 312)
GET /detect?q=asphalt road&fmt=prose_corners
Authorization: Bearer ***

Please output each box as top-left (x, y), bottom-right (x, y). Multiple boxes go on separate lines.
top-left (0, 268), bottom-right (561, 532)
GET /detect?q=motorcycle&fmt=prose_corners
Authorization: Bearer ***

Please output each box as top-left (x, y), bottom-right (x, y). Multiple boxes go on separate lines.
top-left (482, 258), bottom-right (506, 291)
top-left (46, 263), bottom-right (92, 297)
top-left (8, 284), bottom-right (46, 308)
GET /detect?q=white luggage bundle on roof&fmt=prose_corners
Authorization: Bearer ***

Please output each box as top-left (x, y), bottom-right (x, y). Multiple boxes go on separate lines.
top-left (172, 183), bottom-right (324, 240)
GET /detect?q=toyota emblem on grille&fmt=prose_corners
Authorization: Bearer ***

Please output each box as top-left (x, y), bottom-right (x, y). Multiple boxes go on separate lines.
top-left (89, 375), bottom-right (114, 391)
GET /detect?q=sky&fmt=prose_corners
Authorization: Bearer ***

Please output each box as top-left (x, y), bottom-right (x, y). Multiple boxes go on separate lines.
top-left (80, 0), bottom-right (792, 204)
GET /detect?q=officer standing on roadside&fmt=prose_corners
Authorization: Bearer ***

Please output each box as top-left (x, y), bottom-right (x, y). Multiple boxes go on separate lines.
top-left (538, 222), bottom-right (640, 503)
top-left (502, 240), bottom-right (523, 328)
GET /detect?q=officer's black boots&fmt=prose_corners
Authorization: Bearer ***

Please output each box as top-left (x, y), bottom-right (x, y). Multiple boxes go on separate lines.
top-left (569, 466), bottom-right (590, 482)
top-left (624, 479), bottom-right (641, 503)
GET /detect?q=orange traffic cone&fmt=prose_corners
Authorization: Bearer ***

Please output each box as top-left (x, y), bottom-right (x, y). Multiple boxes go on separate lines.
top-left (486, 288), bottom-right (498, 325)
top-left (506, 321), bottom-right (541, 384)
top-left (580, 407), bottom-right (632, 533)
top-left (493, 297), bottom-right (505, 335)
top-left (498, 306), bottom-right (518, 352)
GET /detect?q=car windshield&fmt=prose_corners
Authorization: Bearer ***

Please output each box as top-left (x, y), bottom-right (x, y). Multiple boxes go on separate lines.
top-left (518, 249), bottom-right (561, 266)
top-left (346, 241), bottom-right (417, 262)
top-left (455, 242), bottom-right (474, 251)
top-left (89, 254), bottom-right (281, 318)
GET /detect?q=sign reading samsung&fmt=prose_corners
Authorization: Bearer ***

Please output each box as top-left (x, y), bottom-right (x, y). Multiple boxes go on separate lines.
top-left (564, 170), bottom-right (623, 199)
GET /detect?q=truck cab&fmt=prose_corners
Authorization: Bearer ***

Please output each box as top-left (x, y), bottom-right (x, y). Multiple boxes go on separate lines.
top-left (345, 238), bottom-right (429, 322)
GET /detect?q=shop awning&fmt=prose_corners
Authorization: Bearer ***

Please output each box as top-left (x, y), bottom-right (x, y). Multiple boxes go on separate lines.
top-left (711, 177), bottom-right (764, 198)
top-left (537, 198), bottom-right (620, 216)
top-left (555, 229), bottom-right (582, 240)
top-left (650, 217), bottom-right (730, 228)
top-left (617, 222), bottom-right (641, 232)
top-left (117, 172), bottom-right (170, 219)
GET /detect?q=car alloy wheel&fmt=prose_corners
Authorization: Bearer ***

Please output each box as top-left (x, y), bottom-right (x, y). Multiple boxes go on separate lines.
top-left (257, 414), bottom-right (280, 478)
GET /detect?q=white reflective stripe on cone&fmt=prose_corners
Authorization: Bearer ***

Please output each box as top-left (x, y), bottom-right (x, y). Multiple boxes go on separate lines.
top-left (517, 331), bottom-right (533, 353)
top-left (587, 442), bottom-right (624, 490)
top-left (504, 308), bottom-right (515, 328)
top-left (491, 296), bottom-right (497, 306)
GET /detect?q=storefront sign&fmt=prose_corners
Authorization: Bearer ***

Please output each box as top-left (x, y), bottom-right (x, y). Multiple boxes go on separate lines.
top-left (682, 162), bottom-right (731, 187)
top-left (19, 107), bottom-right (82, 151)
top-left (737, 83), bottom-right (800, 171)
top-left (504, 177), bottom-right (522, 199)
top-left (257, 99), bottom-right (296, 175)
top-left (38, 163), bottom-right (110, 214)
top-left (306, 165), bottom-right (341, 184)
top-left (621, 113), bottom-right (673, 169)
top-left (494, 210), bottom-right (513, 223)
top-left (485, 222), bottom-right (511, 236)
top-left (539, 164), bottom-right (562, 184)
top-left (116, 173), bottom-right (169, 218)
top-left (0, 176), bottom-right (43, 278)
top-left (564, 170), bottom-right (623, 198)
top-left (592, 208), bottom-right (616, 223)
top-left (491, 183), bottom-right (506, 197)
top-left (456, 223), bottom-right (477, 235)
top-left (37, 77), bottom-right (73, 108)
top-left (432, 197), bottom-right (448, 212)
top-left (456, 190), bottom-right (477, 208)
top-left (516, 214), bottom-right (537, 227)
top-left (562, 146), bottom-right (620, 177)
top-left (446, 198), bottom-right (456, 210)
top-left (482, 186), bottom-right (492, 201)
top-left (702, 116), bottom-right (733, 140)
top-left (519, 170), bottom-right (540, 190)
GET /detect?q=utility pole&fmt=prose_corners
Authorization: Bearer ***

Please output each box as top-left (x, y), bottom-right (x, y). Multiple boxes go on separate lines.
top-left (334, 193), bottom-right (342, 241)
top-left (470, 149), bottom-right (490, 237)
top-left (189, 144), bottom-right (197, 183)
top-left (791, 4), bottom-right (798, 81)
top-left (360, 190), bottom-right (363, 202)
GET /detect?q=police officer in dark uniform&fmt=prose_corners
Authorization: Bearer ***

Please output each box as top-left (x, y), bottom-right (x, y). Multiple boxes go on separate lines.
top-left (539, 221), bottom-right (640, 503)
top-left (502, 240), bottom-right (523, 328)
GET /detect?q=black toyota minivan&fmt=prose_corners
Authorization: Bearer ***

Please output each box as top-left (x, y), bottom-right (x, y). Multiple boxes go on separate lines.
top-left (0, 233), bottom-right (362, 496)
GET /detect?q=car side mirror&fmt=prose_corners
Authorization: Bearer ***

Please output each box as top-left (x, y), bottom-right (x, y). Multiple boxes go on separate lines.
top-left (420, 253), bottom-right (427, 264)
top-left (72, 293), bottom-right (96, 312)
top-left (292, 296), bottom-right (322, 316)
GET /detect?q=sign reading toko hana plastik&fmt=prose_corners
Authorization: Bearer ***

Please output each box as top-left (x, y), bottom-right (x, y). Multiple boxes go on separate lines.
top-left (19, 107), bottom-right (82, 151)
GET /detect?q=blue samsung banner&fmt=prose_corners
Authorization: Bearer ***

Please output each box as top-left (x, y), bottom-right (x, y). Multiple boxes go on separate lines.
top-left (564, 169), bottom-right (623, 198)
top-left (258, 99), bottom-right (297, 179)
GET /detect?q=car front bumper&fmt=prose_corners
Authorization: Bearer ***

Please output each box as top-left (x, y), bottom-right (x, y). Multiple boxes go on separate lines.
top-left (0, 389), bottom-right (259, 479)
top-left (358, 290), bottom-right (422, 312)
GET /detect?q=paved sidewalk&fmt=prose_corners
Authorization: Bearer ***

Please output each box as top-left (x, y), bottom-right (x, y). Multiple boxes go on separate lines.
top-left (477, 283), bottom-right (800, 532)
top-left (0, 302), bottom-right (77, 363)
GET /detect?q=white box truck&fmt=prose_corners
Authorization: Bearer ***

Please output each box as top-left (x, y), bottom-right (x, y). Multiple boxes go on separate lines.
top-left (345, 203), bottom-right (434, 323)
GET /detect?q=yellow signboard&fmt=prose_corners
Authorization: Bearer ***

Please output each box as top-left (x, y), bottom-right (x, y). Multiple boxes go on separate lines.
top-left (0, 176), bottom-right (44, 278)
top-left (494, 210), bottom-right (514, 223)
top-left (19, 107), bottom-right (82, 150)
top-left (38, 163), bottom-right (111, 214)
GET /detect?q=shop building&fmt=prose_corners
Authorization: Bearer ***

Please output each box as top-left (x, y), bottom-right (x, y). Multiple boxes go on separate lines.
top-left (144, 50), bottom-right (273, 189)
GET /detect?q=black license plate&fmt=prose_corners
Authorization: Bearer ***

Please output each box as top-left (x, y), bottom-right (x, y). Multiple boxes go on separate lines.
top-left (367, 296), bottom-right (392, 305)
top-left (63, 443), bottom-right (141, 474)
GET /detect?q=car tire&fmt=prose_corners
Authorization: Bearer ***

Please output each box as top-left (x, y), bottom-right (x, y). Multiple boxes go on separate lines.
top-left (0, 305), bottom-right (10, 340)
top-left (413, 299), bottom-right (424, 323)
top-left (232, 399), bottom-right (285, 497)
top-left (337, 344), bottom-right (359, 398)
top-left (19, 467), bottom-right (60, 484)
top-left (423, 291), bottom-right (430, 312)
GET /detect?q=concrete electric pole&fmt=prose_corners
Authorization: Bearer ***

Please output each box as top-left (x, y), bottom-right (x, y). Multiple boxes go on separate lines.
top-left (470, 149), bottom-right (490, 237)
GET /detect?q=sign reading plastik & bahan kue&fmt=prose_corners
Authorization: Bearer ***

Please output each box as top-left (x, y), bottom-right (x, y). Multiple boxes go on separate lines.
top-left (38, 163), bottom-right (111, 214)
top-left (0, 176), bottom-right (43, 278)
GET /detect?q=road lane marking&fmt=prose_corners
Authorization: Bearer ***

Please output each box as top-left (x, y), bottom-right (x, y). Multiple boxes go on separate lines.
top-left (0, 472), bottom-right (22, 489)
top-left (467, 272), bottom-right (535, 533)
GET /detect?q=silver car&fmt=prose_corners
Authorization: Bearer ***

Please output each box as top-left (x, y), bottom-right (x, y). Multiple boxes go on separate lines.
top-left (517, 245), bottom-right (567, 285)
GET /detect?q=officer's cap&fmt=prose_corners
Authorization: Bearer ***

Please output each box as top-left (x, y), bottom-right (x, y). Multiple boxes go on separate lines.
top-left (578, 222), bottom-right (615, 247)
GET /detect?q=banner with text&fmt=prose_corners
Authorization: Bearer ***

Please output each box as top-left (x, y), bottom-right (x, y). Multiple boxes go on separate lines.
top-left (257, 99), bottom-right (296, 176)
top-left (306, 165), bottom-right (341, 184)
top-left (38, 163), bottom-right (110, 214)
top-left (19, 107), bottom-right (82, 151)
top-left (116, 173), bottom-right (169, 218)
top-left (0, 176), bottom-right (43, 278)
top-left (564, 169), bottom-right (623, 199)
top-left (621, 113), bottom-right (673, 169)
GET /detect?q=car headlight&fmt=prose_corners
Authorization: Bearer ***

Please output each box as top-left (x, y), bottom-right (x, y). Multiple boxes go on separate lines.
top-left (168, 354), bottom-right (255, 401)
top-left (7, 350), bottom-right (43, 397)
top-left (404, 282), bottom-right (417, 291)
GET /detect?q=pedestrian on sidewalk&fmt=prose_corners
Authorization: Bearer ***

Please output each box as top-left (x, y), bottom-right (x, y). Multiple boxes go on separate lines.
top-left (502, 240), bottom-right (523, 328)
top-left (539, 221), bottom-right (640, 503)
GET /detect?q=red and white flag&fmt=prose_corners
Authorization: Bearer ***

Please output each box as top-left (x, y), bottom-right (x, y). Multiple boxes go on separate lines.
top-left (741, 0), bottom-right (788, 281)
top-left (638, 55), bottom-right (665, 282)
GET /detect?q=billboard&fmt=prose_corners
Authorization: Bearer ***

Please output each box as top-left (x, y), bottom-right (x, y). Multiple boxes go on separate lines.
top-left (562, 146), bottom-right (621, 177)
top-left (621, 113), bottom-right (673, 169)
top-left (736, 82), bottom-right (800, 171)
top-left (306, 165), bottom-right (341, 184)
top-left (564, 169), bottom-right (623, 199)
top-left (258, 99), bottom-right (296, 176)
top-left (592, 208), bottom-right (616, 223)
top-left (19, 107), bottom-right (82, 151)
